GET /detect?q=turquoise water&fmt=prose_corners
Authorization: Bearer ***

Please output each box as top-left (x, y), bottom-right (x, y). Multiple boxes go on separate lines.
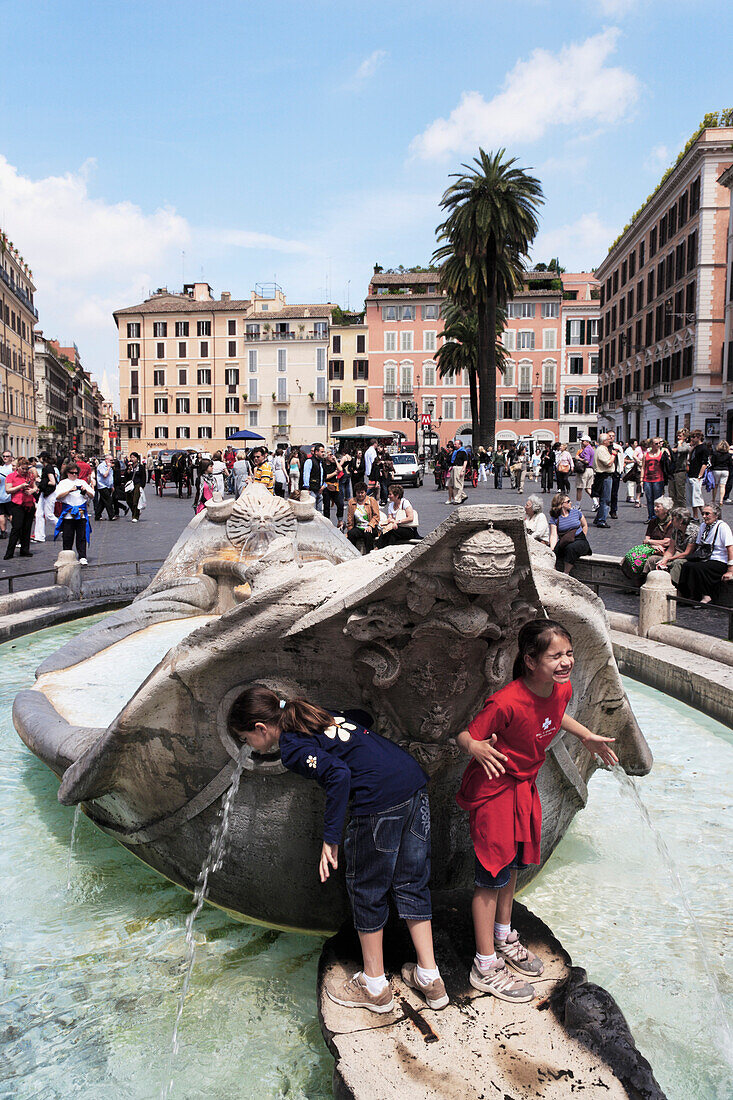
top-left (2, 622), bottom-right (732, 1098)
top-left (0, 619), bottom-right (332, 1100)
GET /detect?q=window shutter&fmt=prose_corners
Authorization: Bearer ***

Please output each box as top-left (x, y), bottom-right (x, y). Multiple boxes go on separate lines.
top-left (564, 395), bottom-right (570, 414)
top-left (565, 320), bottom-right (571, 345)
top-left (580, 320), bottom-right (586, 345)
top-left (353, 361), bottom-right (358, 379)
top-left (363, 360), bottom-right (368, 380)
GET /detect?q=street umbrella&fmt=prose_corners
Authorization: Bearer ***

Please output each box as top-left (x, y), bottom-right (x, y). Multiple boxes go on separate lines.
top-left (331, 425), bottom-right (395, 440)
top-left (225, 429), bottom-right (266, 440)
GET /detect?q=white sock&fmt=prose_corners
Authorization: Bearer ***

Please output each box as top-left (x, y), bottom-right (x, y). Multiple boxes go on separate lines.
top-left (494, 922), bottom-right (511, 942)
top-left (416, 964), bottom-right (440, 986)
top-left (474, 951), bottom-right (498, 973)
top-left (361, 971), bottom-right (388, 996)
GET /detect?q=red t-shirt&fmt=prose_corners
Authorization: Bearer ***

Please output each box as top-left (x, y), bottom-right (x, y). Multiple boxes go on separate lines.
top-left (76, 460), bottom-right (93, 482)
top-left (456, 678), bottom-right (572, 874)
top-left (5, 470), bottom-right (36, 508)
top-left (642, 453), bottom-right (664, 483)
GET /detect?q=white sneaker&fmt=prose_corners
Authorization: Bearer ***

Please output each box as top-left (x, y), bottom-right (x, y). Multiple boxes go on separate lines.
top-left (79, 557), bottom-right (88, 565)
top-left (131, 518), bottom-right (138, 522)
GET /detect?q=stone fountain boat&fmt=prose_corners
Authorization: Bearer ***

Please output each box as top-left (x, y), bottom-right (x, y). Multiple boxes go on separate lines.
top-left (13, 485), bottom-right (651, 933)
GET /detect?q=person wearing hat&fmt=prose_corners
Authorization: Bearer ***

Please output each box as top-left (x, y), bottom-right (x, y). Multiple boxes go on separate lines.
top-left (574, 436), bottom-right (595, 508)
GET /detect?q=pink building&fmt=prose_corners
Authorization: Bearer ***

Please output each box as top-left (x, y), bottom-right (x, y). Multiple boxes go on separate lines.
top-left (363, 267), bottom-right (599, 451)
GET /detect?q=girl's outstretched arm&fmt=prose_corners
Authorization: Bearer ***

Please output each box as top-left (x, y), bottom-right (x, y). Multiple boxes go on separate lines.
top-left (456, 729), bottom-right (508, 778)
top-left (319, 842), bottom-right (338, 883)
top-left (561, 714), bottom-right (618, 766)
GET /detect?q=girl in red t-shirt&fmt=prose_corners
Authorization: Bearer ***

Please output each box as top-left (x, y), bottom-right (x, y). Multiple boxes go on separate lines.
top-left (456, 619), bottom-right (617, 1003)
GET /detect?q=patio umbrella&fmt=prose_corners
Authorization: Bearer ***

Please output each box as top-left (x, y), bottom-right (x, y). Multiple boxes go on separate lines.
top-left (225, 429), bottom-right (266, 440)
top-left (331, 425), bottom-right (396, 440)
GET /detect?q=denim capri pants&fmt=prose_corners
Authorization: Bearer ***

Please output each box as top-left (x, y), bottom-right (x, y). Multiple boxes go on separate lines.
top-left (343, 788), bottom-right (432, 933)
top-left (474, 845), bottom-right (528, 890)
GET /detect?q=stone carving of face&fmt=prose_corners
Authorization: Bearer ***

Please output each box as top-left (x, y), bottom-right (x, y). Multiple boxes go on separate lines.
top-left (226, 487), bottom-right (297, 553)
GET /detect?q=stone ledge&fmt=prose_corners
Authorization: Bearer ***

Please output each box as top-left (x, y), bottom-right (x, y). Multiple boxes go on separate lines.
top-left (0, 596), bottom-right (134, 644)
top-left (319, 898), bottom-right (664, 1100)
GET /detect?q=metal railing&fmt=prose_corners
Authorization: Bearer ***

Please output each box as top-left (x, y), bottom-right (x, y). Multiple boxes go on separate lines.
top-left (1, 558), bottom-right (164, 595)
top-left (580, 574), bottom-right (733, 641)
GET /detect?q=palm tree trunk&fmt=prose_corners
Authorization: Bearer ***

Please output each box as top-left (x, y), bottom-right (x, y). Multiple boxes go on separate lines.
top-left (469, 367), bottom-right (479, 448)
top-left (486, 287), bottom-right (497, 447)
top-left (476, 297), bottom-right (491, 447)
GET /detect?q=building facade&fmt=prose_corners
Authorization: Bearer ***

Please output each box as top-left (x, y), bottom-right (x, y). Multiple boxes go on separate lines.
top-left (101, 401), bottom-right (121, 456)
top-left (115, 283), bottom-right (331, 454)
top-left (557, 274), bottom-right (601, 443)
top-left (34, 334), bottom-right (70, 456)
top-left (719, 164), bottom-right (733, 441)
top-left (328, 319), bottom-right (369, 436)
top-left (0, 229), bottom-right (38, 456)
top-left (596, 125), bottom-right (733, 445)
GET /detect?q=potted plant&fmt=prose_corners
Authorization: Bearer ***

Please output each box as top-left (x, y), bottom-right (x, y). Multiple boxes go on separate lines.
top-left (308, 391), bottom-right (314, 399)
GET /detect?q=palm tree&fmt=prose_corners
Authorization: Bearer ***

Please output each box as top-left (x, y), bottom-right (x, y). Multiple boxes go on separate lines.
top-left (436, 300), bottom-right (508, 448)
top-left (433, 148), bottom-right (543, 447)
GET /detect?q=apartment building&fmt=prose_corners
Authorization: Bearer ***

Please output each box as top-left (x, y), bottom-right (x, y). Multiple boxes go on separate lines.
top-left (557, 274), bottom-right (600, 443)
top-left (34, 334), bottom-right (71, 455)
top-left (596, 124), bottom-right (733, 444)
top-left (328, 319), bottom-right (369, 435)
top-left (719, 164), bottom-right (733, 441)
top-left (0, 229), bottom-right (38, 456)
top-left (114, 283), bottom-right (332, 454)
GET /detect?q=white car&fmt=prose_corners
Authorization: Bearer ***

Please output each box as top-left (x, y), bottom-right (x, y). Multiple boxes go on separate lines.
top-left (390, 452), bottom-right (423, 487)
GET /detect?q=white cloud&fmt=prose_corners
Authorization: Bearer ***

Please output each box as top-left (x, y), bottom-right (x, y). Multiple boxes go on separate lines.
top-left (532, 212), bottom-right (619, 270)
top-left (644, 143), bottom-right (670, 173)
top-left (411, 29), bottom-right (639, 160)
top-left (596, 0), bottom-right (641, 14)
top-left (353, 49), bottom-right (387, 84)
top-left (207, 228), bottom-right (311, 253)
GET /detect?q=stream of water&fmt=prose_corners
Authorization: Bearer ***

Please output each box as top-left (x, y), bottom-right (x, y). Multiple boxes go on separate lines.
top-left (1, 620), bottom-right (731, 1098)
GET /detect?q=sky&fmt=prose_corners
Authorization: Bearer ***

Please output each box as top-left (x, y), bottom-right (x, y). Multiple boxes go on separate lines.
top-left (0, 0), bottom-right (730, 407)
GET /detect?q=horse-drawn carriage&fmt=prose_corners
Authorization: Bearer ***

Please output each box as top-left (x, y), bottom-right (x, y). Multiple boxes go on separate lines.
top-left (153, 450), bottom-right (194, 497)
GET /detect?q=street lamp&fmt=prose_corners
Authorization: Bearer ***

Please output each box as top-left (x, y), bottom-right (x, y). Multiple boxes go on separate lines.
top-left (405, 399), bottom-right (420, 453)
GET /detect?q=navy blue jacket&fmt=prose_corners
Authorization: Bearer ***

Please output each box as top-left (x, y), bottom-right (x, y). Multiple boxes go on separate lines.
top-left (279, 714), bottom-right (426, 845)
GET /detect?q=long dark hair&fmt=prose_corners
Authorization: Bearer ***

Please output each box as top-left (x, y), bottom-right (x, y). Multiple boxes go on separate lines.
top-left (512, 619), bottom-right (572, 680)
top-left (228, 685), bottom-right (332, 739)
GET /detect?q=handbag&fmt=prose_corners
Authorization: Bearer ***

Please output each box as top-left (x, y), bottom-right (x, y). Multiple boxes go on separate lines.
top-left (124, 480), bottom-right (134, 493)
top-left (703, 468), bottom-right (715, 493)
top-left (689, 522), bottom-right (719, 562)
top-left (621, 543), bottom-right (656, 577)
top-left (573, 456), bottom-right (588, 474)
top-left (554, 527), bottom-right (579, 554)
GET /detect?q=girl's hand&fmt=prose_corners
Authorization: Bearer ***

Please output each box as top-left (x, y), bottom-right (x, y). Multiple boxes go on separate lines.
top-left (469, 734), bottom-right (508, 779)
top-left (319, 841), bottom-right (338, 883)
top-left (579, 731), bottom-right (618, 767)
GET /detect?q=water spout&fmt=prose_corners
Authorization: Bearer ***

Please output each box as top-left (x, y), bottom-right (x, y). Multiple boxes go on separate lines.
top-left (65, 804), bottom-right (82, 891)
top-left (611, 765), bottom-right (733, 1071)
top-left (160, 749), bottom-right (246, 1099)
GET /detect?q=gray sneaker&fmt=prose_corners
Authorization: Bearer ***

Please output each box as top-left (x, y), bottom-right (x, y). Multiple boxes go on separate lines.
top-left (326, 971), bottom-right (395, 1014)
top-left (401, 963), bottom-right (449, 1010)
top-left (494, 931), bottom-right (544, 978)
top-left (469, 958), bottom-right (535, 1003)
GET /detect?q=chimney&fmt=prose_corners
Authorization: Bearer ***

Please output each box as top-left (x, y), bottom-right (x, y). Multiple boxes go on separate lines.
top-left (221, 291), bottom-right (231, 302)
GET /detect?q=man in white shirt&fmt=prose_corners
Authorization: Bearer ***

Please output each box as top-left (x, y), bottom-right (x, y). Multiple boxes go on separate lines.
top-left (364, 440), bottom-right (378, 479)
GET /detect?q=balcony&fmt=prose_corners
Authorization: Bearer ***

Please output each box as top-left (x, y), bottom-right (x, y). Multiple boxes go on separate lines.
top-left (272, 395), bottom-right (290, 405)
top-left (244, 329), bottom-right (328, 342)
top-left (383, 385), bottom-right (398, 396)
top-left (310, 393), bottom-right (328, 404)
top-left (0, 266), bottom-right (38, 320)
top-left (242, 395), bottom-right (261, 406)
top-left (399, 386), bottom-right (414, 396)
top-left (517, 383), bottom-right (533, 394)
top-left (649, 382), bottom-right (674, 408)
top-left (272, 423), bottom-right (290, 434)
top-left (621, 391), bottom-right (644, 410)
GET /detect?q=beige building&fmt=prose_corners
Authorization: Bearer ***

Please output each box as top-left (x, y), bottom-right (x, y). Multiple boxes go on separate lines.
top-left (114, 282), bottom-right (333, 454)
top-left (328, 318), bottom-right (369, 436)
top-left (0, 229), bottom-right (38, 456)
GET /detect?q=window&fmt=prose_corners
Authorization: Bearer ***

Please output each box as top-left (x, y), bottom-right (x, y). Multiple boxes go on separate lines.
top-left (176, 426), bottom-right (191, 439)
top-left (503, 329), bottom-right (515, 351)
top-left (649, 226), bottom-right (657, 257)
top-left (400, 305), bottom-right (415, 321)
top-left (462, 397), bottom-right (472, 419)
top-left (316, 347), bottom-right (326, 371)
top-left (198, 426), bottom-right (212, 439)
top-left (542, 360), bottom-right (556, 390)
top-left (423, 362), bottom-right (436, 386)
top-left (422, 304), bottom-right (440, 320)
top-left (277, 378), bottom-right (287, 402)
top-left (228, 340), bottom-right (237, 357)
top-left (314, 322), bottom-right (328, 339)
top-left (316, 377), bottom-right (327, 401)
top-left (331, 415), bottom-right (342, 433)
top-left (329, 359), bottom-right (344, 380)
top-left (518, 361), bottom-right (532, 392)
top-left (176, 397), bottom-right (190, 414)
top-left (568, 320), bottom-right (582, 346)
top-left (503, 361), bottom-right (515, 387)
top-left (175, 321), bottom-right (189, 337)
top-left (353, 359), bottom-right (368, 380)
top-left (589, 355), bottom-right (599, 374)
top-left (565, 394), bottom-right (582, 414)
top-left (639, 240), bottom-right (645, 267)
top-left (130, 370), bottom-right (139, 395)
top-left (225, 367), bottom-right (239, 386)
top-left (518, 400), bottom-right (532, 419)
top-left (384, 331), bottom-right (397, 351)
top-left (424, 331), bottom-right (436, 351)
top-left (153, 322), bottom-right (168, 338)
top-left (541, 399), bottom-right (556, 420)
top-left (687, 230), bottom-right (698, 272)
top-left (400, 362), bottom-right (413, 393)
top-left (246, 323), bottom-right (260, 339)
top-left (637, 280), bottom-right (644, 311)
top-left (541, 302), bottom-right (559, 319)
top-left (588, 319), bottom-right (599, 344)
top-left (316, 409), bottom-right (326, 427)
top-left (127, 343), bottom-right (140, 361)
top-left (629, 250), bottom-right (636, 279)
top-left (156, 342), bottom-right (165, 359)
top-left (154, 397), bottom-right (168, 414)
top-left (400, 331), bottom-right (413, 351)
top-left (382, 305), bottom-right (398, 321)
top-left (227, 320), bottom-right (236, 336)
top-left (197, 320), bottom-right (211, 337)
top-left (198, 396), bottom-right (212, 414)
top-left (585, 393), bottom-right (597, 414)
top-left (542, 329), bottom-right (556, 350)
top-left (384, 399), bottom-right (396, 420)
top-left (248, 349), bottom-right (257, 373)
top-left (356, 388), bottom-right (366, 404)
top-left (197, 368), bottom-right (212, 385)
top-left (517, 330), bottom-right (535, 350)
top-left (127, 322), bottom-right (140, 338)
top-left (154, 426), bottom-right (168, 439)
top-left (153, 369), bottom-right (165, 386)
top-left (200, 341), bottom-right (209, 357)
top-left (356, 334), bottom-right (366, 354)
top-left (690, 177), bottom-right (700, 215)
top-left (647, 269), bottom-right (655, 302)
top-left (500, 399), bottom-right (514, 419)
top-left (568, 356), bottom-right (583, 375)
top-left (248, 378), bottom-right (258, 401)
top-left (659, 214), bottom-right (668, 248)
top-left (248, 410), bottom-right (258, 427)
top-left (332, 334), bottom-right (342, 354)
top-left (225, 397), bottom-right (239, 413)
top-left (685, 280), bottom-right (696, 316)
top-left (442, 397), bottom-right (455, 420)
top-left (178, 342), bottom-right (187, 358)
top-left (178, 368), bottom-right (187, 385)
top-left (127, 397), bottom-right (139, 420)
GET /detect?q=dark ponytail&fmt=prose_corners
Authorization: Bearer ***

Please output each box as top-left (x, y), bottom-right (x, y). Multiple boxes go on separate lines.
top-left (512, 619), bottom-right (572, 680)
top-left (229, 685), bottom-right (332, 739)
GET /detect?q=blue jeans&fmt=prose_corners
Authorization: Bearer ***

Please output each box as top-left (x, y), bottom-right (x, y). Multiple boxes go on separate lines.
top-left (474, 846), bottom-right (528, 889)
top-left (343, 789), bottom-right (432, 933)
top-left (644, 480), bottom-right (664, 522)
top-left (595, 474), bottom-right (612, 524)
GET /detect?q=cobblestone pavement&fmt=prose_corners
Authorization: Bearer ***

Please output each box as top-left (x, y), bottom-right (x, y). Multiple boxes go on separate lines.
top-left (1, 476), bottom-right (730, 639)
